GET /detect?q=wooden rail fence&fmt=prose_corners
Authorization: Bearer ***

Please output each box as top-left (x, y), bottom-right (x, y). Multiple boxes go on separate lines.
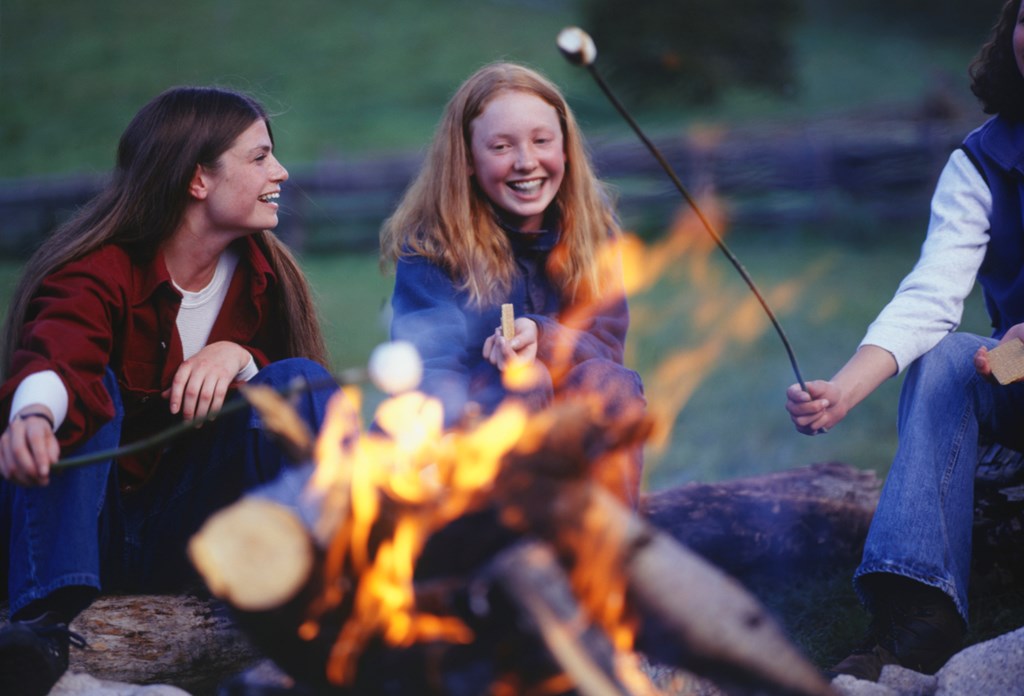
top-left (0, 115), bottom-right (980, 259)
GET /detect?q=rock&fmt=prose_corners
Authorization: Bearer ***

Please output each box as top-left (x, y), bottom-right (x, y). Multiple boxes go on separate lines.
top-left (828, 626), bottom-right (1024, 696)
top-left (51, 672), bottom-right (191, 695)
top-left (831, 674), bottom-right (898, 695)
top-left (879, 665), bottom-right (937, 695)
top-left (935, 625), bottom-right (1024, 695)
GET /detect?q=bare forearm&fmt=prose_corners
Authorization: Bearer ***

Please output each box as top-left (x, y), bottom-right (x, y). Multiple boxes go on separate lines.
top-left (830, 344), bottom-right (899, 414)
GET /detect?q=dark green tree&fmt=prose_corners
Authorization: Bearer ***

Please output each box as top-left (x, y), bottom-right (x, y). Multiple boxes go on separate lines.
top-left (827, 0), bottom-right (1004, 38)
top-left (581, 0), bottom-right (802, 105)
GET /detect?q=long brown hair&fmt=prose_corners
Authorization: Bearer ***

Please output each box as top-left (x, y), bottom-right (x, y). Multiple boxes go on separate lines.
top-left (1, 86), bottom-right (328, 376)
top-left (970, 0), bottom-right (1024, 120)
top-left (380, 62), bottom-right (620, 308)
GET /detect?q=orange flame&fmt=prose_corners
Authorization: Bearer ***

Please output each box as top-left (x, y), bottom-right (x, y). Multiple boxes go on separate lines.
top-left (302, 386), bottom-right (530, 684)
top-left (296, 188), bottom-right (822, 689)
top-left (616, 195), bottom-right (824, 456)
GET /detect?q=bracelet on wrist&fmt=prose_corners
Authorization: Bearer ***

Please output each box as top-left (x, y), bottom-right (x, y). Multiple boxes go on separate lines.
top-left (18, 411), bottom-right (55, 431)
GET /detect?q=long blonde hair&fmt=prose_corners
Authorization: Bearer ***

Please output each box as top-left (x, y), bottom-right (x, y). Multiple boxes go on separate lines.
top-left (380, 62), bottom-right (620, 308)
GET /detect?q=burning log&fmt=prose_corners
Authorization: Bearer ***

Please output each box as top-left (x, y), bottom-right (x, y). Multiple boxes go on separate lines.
top-left (489, 540), bottom-right (643, 696)
top-left (189, 496), bottom-right (316, 613)
top-left (493, 403), bottom-right (835, 696)
top-left (189, 388), bottom-right (836, 695)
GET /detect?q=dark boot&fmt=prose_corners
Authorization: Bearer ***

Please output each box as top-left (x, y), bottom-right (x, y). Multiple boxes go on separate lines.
top-left (0, 611), bottom-right (88, 696)
top-left (827, 575), bottom-right (965, 682)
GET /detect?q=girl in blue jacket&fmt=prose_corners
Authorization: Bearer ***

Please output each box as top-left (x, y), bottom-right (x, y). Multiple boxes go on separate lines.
top-left (380, 62), bottom-right (645, 503)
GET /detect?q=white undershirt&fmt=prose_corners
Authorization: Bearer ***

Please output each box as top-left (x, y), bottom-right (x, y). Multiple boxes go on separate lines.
top-left (174, 249), bottom-right (240, 360)
top-left (10, 249), bottom-right (258, 428)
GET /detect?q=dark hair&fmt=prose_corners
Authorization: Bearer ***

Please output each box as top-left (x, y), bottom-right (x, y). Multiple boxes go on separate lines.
top-left (970, 0), bottom-right (1024, 119)
top-left (2, 86), bottom-right (328, 374)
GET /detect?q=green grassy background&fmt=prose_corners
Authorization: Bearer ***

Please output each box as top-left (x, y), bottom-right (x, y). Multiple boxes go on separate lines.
top-left (1, 0), bottom-right (1015, 668)
top-left (1, 0), bottom-right (985, 175)
top-left (0, 0), bottom-right (994, 490)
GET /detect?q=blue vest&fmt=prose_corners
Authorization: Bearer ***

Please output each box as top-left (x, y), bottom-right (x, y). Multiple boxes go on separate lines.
top-left (961, 115), bottom-right (1024, 338)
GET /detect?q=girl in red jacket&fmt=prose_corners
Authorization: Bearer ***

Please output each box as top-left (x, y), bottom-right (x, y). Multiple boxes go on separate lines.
top-left (0, 86), bottom-right (335, 695)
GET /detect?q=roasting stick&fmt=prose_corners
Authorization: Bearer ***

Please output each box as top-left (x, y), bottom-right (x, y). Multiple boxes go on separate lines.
top-left (555, 27), bottom-right (808, 395)
top-left (51, 369), bottom-right (364, 471)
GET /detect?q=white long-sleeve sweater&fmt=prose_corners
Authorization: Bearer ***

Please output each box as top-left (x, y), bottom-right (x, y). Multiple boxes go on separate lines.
top-left (860, 149), bottom-right (993, 373)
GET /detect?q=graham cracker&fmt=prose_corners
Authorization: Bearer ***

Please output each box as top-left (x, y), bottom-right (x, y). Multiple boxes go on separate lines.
top-left (501, 304), bottom-right (515, 341)
top-left (988, 340), bottom-right (1024, 385)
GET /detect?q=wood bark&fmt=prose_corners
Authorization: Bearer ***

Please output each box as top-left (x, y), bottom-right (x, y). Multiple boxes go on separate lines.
top-left (0, 594), bottom-right (262, 696)
top-left (640, 462), bottom-right (882, 582)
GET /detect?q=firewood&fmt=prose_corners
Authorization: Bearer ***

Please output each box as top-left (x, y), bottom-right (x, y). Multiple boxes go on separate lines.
top-left (239, 383), bottom-right (315, 461)
top-left (188, 496), bottom-right (315, 612)
top-left (490, 540), bottom-right (654, 696)
top-left (641, 462), bottom-right (881, 581)
top-left (2, 594), bottom-right (261, 694)
top-left (589, 486), bottom-right (836, 696)
top-left (493, 401), bottom-right (835, 696)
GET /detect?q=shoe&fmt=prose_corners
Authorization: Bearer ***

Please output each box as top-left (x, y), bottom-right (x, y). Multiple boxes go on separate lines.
top-left (0, 611), bottom-right (87, 696)
top-left (827, 576), bottom-right (965, 682)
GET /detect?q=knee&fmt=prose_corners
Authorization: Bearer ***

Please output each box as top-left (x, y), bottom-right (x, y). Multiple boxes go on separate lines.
top-left (253, 358), bottom-right (333, 388)
top-left (250, 359), bottom-right (337, 426)
top-left (910, 333), bottom-right (986, 386)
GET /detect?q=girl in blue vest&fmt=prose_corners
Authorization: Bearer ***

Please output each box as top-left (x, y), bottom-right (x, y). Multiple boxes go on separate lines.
top-left (380, 62), bottom-right (645, 505)
top-left (785, 0), bottom-right (1024, 681)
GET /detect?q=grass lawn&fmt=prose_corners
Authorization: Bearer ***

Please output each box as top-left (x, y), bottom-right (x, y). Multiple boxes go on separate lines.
top-left (1, 1), bottom-right (986, 177)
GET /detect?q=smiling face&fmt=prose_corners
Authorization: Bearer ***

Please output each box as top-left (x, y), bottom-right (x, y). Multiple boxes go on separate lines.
top-left (195, 118), bottom-right (289, 237)
top-left (469, 90), bottom-right (566, 232)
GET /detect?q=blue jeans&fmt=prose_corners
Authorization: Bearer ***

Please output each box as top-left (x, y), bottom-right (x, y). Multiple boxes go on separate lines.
top-left (1, 358), bottom-right (335, 620)
top-left (855, 333), bottom-right (1024, 623)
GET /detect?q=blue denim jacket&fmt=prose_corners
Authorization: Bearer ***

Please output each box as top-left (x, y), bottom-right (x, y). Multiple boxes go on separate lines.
top-left (389, 222), bottom-right (629, 427)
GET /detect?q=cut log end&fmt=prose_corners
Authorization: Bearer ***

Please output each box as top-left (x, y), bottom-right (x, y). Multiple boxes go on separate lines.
top-left (188, 497), bottom-right (314, 612)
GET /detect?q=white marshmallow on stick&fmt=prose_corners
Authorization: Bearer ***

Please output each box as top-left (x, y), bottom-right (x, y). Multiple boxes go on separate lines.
top-left (556, 27), bottom-right (598, 66)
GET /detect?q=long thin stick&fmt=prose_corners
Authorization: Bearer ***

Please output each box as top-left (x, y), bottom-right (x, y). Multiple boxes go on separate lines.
top-left (52, 368), bottom-right (365, 472)
top-left (557, 28), bottom-right (807, 393)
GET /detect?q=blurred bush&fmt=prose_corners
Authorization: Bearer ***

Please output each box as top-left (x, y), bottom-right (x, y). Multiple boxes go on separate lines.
top-left (829, 0), bottom-right (1006, 38)
top-left (578, 0), bottom-right (1006, 108)
top-left (580, 0), bottom-right (802, 105)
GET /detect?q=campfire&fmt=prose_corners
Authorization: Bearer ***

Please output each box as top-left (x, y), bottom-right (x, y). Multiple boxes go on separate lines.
top-left (187, 356), bottom-right (835, 695)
